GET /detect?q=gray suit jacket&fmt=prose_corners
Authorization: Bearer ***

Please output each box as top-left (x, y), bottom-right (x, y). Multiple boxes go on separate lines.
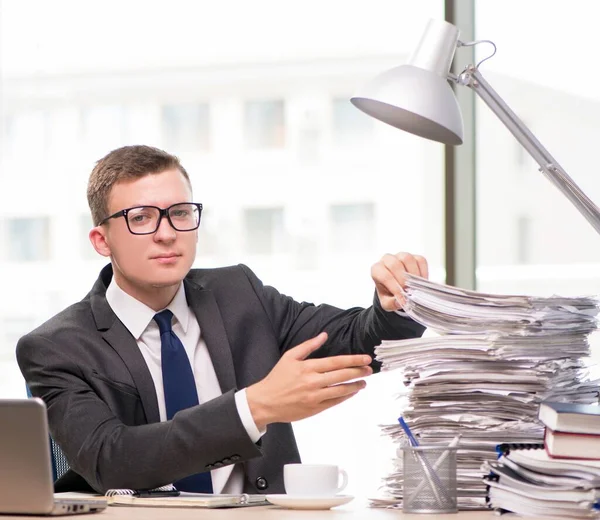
top-left (16, 263), bottom-right (425, 494)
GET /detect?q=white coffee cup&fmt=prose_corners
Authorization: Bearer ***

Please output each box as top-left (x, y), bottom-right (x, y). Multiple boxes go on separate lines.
top-left (283, 463), bottom-right (348, 496)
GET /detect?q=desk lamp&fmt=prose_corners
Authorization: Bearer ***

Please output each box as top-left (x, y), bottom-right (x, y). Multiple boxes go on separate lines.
top-left (351, 18), bottom-right (600, 235)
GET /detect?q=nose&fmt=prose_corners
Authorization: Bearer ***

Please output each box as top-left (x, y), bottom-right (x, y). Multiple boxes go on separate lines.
top-left (153, 214), bottom-right (176, 242)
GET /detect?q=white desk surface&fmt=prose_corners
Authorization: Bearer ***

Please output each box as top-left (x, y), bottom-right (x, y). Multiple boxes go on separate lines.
top-left (0, 499), bottom-right (540, 519)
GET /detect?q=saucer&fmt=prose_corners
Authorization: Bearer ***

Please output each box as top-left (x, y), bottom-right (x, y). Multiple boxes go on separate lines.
top-left (266, 494), bottom-right (354, 510)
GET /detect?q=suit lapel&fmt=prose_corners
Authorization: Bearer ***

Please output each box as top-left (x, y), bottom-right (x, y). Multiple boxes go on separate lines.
top-left (90, 265), bottom-right (160, 424)
top-left (185, 279), bottom-right (237, 393)
top-left (102, 322), bottom-right (161, 424)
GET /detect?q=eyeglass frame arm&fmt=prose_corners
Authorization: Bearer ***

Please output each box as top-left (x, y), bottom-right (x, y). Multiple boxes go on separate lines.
top-left (451, 63), bottom-right (600, 236)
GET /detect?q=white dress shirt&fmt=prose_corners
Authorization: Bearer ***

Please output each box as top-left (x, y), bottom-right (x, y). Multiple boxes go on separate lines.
top-left (106, 278), bottom-right (265, 493)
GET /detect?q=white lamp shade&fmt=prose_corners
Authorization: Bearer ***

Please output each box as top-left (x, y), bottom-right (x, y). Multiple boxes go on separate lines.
top-left (350, 18), bottom-right (464, 145)
top-left (351, 65), bottom-right (463, 145)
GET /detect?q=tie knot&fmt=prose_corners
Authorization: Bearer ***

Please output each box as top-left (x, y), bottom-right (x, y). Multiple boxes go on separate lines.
top-left (153, 309), bottom-right (174, 335)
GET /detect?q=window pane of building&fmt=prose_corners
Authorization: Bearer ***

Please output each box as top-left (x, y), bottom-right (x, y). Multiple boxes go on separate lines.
top-left (331, 98), bottom-right (373, 147)
top-left (244, 100), bottom-right (285, 148)
top-left (6, 217), bottom-right (50, 262)
top-left (330, 203), bottom-right (375, 252)
top-left (244, 207), bottom-right (285, 255)
top-left (162, 103), bottom-right (210, 152)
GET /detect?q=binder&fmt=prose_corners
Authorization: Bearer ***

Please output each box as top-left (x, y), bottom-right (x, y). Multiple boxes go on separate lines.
top-left (485, 443), bottom-right (600, 517)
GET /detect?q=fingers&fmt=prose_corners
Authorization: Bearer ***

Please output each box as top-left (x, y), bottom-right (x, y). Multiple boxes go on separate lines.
top-left (371, 260), bottom-right (404, 310)
top-left (305, 353), bottom-right (372, 373)
top-left (371, 252), bottom-right (429, 311)
top-left (320, 380), bottom-right (367, 401)
top-left (414, 254), bottom-right (429, 279)
top-left (319, 366), bottom-right (373, 386)
top-left (286, 332), bottom-right (328, 361)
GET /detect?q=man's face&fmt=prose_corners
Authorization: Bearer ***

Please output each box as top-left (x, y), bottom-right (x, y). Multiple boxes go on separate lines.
top-left (99, 168), bottom-right (198, 298)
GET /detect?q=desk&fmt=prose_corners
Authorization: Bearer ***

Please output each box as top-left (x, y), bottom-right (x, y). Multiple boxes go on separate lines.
top-left (0, 502), bottom-right (508, 520)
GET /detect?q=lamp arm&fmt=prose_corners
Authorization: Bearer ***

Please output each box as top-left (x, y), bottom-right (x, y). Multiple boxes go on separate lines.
top-left (457, 65), bottom-right (600, 236)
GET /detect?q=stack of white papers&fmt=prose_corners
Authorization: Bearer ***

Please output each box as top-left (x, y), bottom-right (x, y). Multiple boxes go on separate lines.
top-left (370, 275), bottom-right (600, 511)
top-left (400, 274), bottom-right (599, 336)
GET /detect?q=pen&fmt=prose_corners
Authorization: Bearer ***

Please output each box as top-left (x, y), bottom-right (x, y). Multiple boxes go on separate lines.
top-left (398, 416), bottom-right (420, 447)
top-left (134, 490), bottom-right (181, 498)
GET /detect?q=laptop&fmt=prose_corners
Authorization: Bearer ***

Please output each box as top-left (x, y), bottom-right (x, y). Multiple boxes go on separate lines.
top-left (0, 398), bottom-right (107, 515)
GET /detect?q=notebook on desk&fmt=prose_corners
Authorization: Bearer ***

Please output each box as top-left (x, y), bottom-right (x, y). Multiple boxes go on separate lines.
top-left (0, 398), bottom-right (107, 516)
top-left (57, 491), bottom-right (269, 509)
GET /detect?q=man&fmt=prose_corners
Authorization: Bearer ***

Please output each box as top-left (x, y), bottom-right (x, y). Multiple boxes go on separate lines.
top-left (17, 145), bottom-right (428, 495)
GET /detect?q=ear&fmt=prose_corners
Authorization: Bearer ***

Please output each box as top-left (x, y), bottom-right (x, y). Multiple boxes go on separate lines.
top-left (89, 226), bottom-right (112, 257)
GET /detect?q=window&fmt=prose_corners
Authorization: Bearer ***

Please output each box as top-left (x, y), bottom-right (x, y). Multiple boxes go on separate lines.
top-left (329, 203), bottom-right (375, 253)
top-left (0, 0), bottom-right (445, 497)
top-left (162, 103), bottom-right (210, 152)
top-left (331, 97), bottom-right (373, 147)
top-left (244, 207), bottom-right (285, 255)
top-left (244, 100), bottom-right (285, 149)
top-left (6, 218), bottom-right (50, 262)
top-left (475, 0), bottom-right (600, 295)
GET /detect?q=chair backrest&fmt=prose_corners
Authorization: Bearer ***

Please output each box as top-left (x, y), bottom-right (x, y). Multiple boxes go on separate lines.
top-left (25, 386), bottom-right (70, 481)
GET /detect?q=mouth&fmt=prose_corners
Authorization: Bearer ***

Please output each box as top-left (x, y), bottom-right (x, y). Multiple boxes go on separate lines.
top-left (151, 253), bottom-right (181, 263)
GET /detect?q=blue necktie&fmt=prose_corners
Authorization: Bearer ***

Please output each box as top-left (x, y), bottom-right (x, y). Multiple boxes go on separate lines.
top-left (154, 309), bottom-right (213, 493)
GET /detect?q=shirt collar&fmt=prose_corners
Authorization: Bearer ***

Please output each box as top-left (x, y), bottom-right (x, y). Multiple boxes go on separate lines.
top-left (106, 278), bottom-right (189, 340)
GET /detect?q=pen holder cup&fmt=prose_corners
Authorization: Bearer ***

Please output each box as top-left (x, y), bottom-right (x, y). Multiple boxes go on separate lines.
top-left (402, 445), bottom-right (458, 514)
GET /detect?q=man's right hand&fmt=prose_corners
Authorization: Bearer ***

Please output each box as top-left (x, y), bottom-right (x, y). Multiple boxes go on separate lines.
top-left (245, 332), bottom-right (373, 431)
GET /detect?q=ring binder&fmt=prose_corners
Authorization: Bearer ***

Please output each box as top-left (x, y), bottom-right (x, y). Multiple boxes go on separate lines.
top-left (495, 443), bottom-right (544, 457)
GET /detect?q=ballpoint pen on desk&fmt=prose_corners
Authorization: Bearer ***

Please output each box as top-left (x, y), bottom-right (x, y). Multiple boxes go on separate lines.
top-left (398, 417), bottom-right (455, 508)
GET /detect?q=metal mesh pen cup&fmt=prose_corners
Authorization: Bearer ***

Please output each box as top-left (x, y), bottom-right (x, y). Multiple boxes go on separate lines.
top-left (402, 445), bottom-right (458, 514)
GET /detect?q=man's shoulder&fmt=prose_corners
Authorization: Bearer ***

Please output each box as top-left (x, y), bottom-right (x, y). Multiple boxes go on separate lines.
top-left (186, 263), bottom-right (257, 287)
top-left (19, 298), bottom-right (95, 346)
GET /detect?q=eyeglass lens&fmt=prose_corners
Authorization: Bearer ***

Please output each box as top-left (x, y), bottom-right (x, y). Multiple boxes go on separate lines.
top-left (127, 203), bottom-right (200, 233)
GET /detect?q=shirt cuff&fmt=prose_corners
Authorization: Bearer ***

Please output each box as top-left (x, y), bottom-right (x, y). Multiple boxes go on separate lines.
top-left (234, 388), bottom-right (266, 443)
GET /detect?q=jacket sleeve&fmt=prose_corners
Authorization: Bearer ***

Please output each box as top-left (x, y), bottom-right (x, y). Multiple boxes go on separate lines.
top-left (238, 264), bottom-right (426, 371)
top-left (16, 333), bottom-right (263, 493)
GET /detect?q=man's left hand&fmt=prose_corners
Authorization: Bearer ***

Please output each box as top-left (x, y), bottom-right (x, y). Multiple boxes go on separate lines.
top-left (371, 252), bottom-right (428, 311)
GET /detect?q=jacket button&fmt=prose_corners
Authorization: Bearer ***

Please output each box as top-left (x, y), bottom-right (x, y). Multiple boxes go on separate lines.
top-left (231, 454), bottom-right (240, 462)
top-left (213, 461), bottom-right (224, 468)
top-left (255, 476), bottom-right (268, 490)
top-left (222, 458), bottom-right (232, 465)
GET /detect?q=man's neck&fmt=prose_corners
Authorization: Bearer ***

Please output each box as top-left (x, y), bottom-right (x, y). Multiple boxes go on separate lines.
top-left (112, 274), bottom-right (182, 312)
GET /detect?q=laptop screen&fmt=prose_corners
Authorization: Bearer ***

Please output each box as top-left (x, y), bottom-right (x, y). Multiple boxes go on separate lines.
top-left (0, 398), bottom-right (58, 514)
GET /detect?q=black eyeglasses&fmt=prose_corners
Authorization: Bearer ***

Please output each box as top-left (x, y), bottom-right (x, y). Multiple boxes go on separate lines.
top-left (98, 202), bottom-right (203, 235)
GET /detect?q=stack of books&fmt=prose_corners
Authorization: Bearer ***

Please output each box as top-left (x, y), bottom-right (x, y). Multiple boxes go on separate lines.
top-left (369, 274), bottom-right (600, 511)
top-left (539, 401), bottom-right (600, 460)
top-left (483, 402), bottom-right (600, 517)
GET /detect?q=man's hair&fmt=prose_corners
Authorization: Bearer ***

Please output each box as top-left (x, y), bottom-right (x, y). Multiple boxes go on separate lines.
top-left (87, 145), bottom-right (191, 226)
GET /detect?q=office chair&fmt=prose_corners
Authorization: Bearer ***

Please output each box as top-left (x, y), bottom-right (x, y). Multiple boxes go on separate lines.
top-left (25, 386), bottom-right (71, 481)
